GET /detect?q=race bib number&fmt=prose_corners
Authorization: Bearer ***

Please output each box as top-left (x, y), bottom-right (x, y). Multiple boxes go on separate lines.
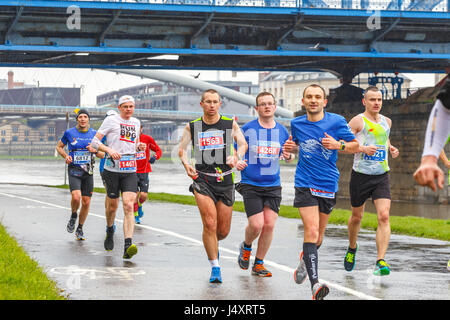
top-left (136, 151), bottom-right (146, 160)
top-left (363, 145), bottom-right (386, 161)
top-left (256, 141), bottom-right (280, 159)
top-left (119, 154), bottom-right (137, 172)
top-left (73, 150), bottom-right (91, 165)
top-left (310, 188), bottom-right (335, 199)
top-left (198, 131), bottom-right (224, 150)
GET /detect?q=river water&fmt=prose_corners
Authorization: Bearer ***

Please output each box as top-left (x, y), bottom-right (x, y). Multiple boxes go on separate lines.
top-left (1, 159), bottom-right (449, 220)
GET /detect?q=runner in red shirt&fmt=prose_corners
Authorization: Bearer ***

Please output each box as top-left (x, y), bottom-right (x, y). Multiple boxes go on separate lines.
top-left (134, 125), bottom-right (162, 224)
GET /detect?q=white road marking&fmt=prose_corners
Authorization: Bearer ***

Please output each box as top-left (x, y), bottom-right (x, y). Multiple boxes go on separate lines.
top-left (0, 191), bottom-right (380, 300)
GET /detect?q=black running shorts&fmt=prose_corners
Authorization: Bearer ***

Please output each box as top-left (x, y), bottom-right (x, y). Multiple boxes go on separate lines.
top-left (68, 166), bottom-right (93, 197)
top-left (350, 170), bottom-right (391, 207)
top-left (137, 173), bottom-right (150, 193)
top-left (102, 169), bottom-right (138, 199)
top-left (189, 179), bottom-right (235, 207)
top-left (293, 187), bottom-right (336, 215)
top-left (236, 183), bottom-right (282, 217)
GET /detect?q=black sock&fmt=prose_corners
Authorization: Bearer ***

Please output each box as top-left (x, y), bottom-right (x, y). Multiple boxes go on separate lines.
top-left (71, 212), bottom-right (77, 219)
top-left (348, 246), bottom-right (357, 253)
top-left (124, 238), bottom-right (132, 247)
top-left (106, 225), bottom-right (115, 233)
top-left (303, 242), bottom-right (319, 288)
top-left (77, 223), bottom-right (83, 229)
top-left (254, 257), bottom-right (263, 265)
top-left (243, 242), bottom-right (252, 249)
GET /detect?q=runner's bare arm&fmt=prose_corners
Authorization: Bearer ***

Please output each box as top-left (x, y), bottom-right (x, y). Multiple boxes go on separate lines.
top-left (90, 132), bottom-right (120, 160)
top-left (230, 120), bottom-right (248, 169)
top-left (387, 139), bottom-right (399, 158)
top-left (339, 116), bottom-right (365, 154)
top-left (322, 133), bottom-right (359, 154)
top-left (178, 123), bottom-right (197, 179)
top-left (232, 120), bottom-right (248, 159)
top-left (283, 135), bottom-right (299, 154)
top-left (439, 149), bottom-right (450, 169)
top-left (55, 140), bottom-right (72, 164)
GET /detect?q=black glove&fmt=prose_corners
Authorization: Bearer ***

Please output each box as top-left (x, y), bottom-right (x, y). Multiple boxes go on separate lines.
top-left (437, 76), bottom-right (450, 110)
top-left (149, 155), bottom-right (157, 164)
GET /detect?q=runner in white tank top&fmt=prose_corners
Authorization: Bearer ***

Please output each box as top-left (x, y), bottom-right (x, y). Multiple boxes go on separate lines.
top-left (341, 86), bottom-right (399, 276)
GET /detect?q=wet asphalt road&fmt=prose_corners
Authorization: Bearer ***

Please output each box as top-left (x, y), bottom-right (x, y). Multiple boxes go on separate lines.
top-left (0, 183), bottom-right (449, 301)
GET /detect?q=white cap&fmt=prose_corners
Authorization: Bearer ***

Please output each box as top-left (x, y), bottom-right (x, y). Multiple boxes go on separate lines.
top-left (118, 95), bottom-right (135, 106)
top-left (105, 109), bottom-right (118, 117)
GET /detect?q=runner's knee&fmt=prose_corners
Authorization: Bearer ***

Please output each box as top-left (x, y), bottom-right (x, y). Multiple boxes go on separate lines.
top-left (377, 209), bottom-right (390, 225)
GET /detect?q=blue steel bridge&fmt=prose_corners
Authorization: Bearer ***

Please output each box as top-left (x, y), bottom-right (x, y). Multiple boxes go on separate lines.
top-left (0, 0), bottom-right (448, 78)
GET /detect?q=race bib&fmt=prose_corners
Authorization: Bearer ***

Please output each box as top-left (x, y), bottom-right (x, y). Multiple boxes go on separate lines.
top-left (136, 151), bottom-right (146, 160)
top-left (310, 188), bottom-right (335, 199)
top-left (363, 145), bottom-right (386, 161)
top-left (119, 154), bottom-right (137, 172)
top-left (73, 150), bottom-right (91, 165)
top-left (198, 131), bottom-right (224, 150)
top-left (256, 141), bottom-right (280, 159)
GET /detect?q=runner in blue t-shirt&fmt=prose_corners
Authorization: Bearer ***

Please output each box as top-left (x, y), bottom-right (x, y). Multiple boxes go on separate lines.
top-left (236, 92), bottom-right (294, 278)
top-left (283, 84), bottom-right (359, 300)
top-left (56, 109), bottom-right (103, 241)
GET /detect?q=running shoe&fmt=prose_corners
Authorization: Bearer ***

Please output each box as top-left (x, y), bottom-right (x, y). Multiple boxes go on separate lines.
top-left (447, 259), bottom-right (450, 272)
top-left (252, 262), bottom-right (272, 277)
top-left (312, 282), bottom-right (329, 300)
top-left (138, 204), bottom-right (144, 218)
top-left (344, 243), bottom-right (358, 272)
top-left (134, 211), bottom-right (141, 224)
top-left (123, 243), bottom-right (138, 259)
top-left (66, 217), bottom-right (76, 233)
top-left (237, 242), bottom-right (252, 270)
top-left (373, 259), bottom-right (391, 276)
top-left (209, 266), bottom-right (222, 283)
top-left (104, 226), bottom-right (115, 251)
top-left (293, 251), bottom-right (308, 284)
top-left (75, 226), bottom-right (85, 241)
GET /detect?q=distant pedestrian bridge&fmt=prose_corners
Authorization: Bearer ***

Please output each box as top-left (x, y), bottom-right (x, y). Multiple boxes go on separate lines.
top-left (0, 104), bottom-right (292, 127)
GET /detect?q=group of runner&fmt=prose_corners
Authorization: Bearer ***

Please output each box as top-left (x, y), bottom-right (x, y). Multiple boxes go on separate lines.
top-left (56, 95), bottom-right (161, 260)
top-left (55, 76), bottom-right (450, 300)
top-left (178, 84), bottom-right (402, 300)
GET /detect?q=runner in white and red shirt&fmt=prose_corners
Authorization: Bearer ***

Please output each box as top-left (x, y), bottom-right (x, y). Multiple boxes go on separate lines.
top-left (89, 95), bottom-right (146, 260)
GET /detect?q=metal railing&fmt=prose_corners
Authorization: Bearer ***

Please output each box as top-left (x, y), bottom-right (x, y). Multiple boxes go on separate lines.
top-left (37, 0), bottom-right (449, 11)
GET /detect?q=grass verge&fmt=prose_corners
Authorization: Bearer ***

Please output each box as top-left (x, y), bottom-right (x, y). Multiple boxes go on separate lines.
top-left (0, 224), bottom-right (66, 300)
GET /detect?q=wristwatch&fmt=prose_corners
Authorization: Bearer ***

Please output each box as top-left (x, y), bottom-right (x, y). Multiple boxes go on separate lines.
top-left (340, 141), bottom-right (346, 151)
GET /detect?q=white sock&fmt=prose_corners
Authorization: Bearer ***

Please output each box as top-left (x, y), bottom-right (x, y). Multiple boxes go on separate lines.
top-left (209, 259), bottom-right (220, 268)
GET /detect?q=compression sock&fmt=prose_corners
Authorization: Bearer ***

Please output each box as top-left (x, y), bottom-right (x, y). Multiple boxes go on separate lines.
top-left (303, 242), bottom-right (319, 288)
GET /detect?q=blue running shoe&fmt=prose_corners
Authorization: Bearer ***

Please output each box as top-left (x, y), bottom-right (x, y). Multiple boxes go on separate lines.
top-left (209, 266), bottom-right (222, 283)
top-left (138, 204), bottom-right (144, 218)
top-left (373, 259), bottom-right (391, 276)
top-left (134, 211), bottom-right (140, 224)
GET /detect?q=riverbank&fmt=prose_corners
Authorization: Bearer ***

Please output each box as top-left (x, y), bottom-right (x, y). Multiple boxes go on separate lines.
top-left (50, 185), bottom-right (449, 242)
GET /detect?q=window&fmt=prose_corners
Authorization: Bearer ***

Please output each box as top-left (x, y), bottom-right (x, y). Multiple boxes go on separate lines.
top-left (1, 130), bottom-right (5, 136)
top-left (48, 127), bottom-right (55, 134)
top-left (12, 126), bottom-right (18, 133)
top-left (12, 136), bottom-right (18, 142)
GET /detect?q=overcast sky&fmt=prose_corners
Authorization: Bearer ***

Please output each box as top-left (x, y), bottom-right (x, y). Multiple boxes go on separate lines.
top-left (0, 67), bottom-right (439, 107)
